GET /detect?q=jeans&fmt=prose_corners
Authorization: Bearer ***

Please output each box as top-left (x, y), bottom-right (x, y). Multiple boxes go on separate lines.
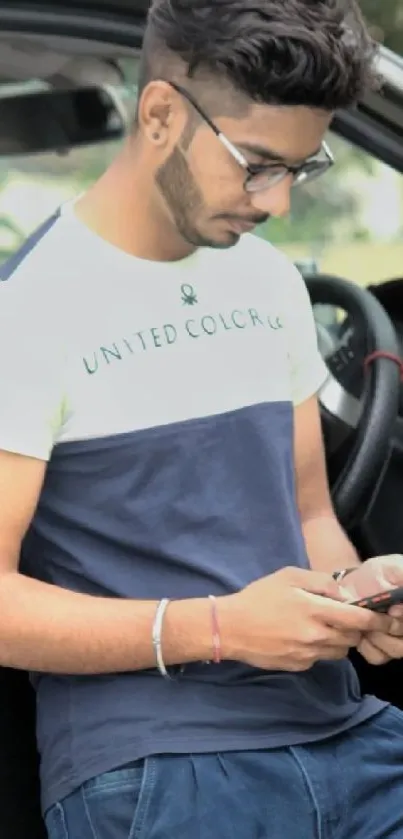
top-left (45, 705), bottom-right (403, 839)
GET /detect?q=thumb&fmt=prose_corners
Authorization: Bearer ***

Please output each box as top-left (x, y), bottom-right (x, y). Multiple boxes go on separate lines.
top-left (342, 555), bottom-right (403, 602)
top-left (373, 555), bottom-right (403, 588)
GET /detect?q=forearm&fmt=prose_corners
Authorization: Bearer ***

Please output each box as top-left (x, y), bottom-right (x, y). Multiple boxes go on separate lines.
top-left (0, 572), bottom-right (216, 674)
top-left (302, 514), bottom-right (361, 575)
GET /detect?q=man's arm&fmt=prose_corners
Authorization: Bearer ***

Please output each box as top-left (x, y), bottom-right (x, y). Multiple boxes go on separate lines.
top-left (0, 446), bottom-right (390, 675)
top-left (3, 450), bottom-right (383, 675)
top-left (0, 450), bottom-right (216, 673)
top-left (293, 400), bottom-right (403, 666)
top-left (294, 394), bottom-right (360, 574)
top-left (279, 259), bottom-right (360, 574)
top-left (0, 258), bottom-right (218, 674)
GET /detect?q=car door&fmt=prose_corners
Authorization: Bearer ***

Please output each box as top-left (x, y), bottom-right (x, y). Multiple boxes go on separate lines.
top-left (0, 4), bottom-right (402, 839)
top-left (0, 7), bottom-right (148, 839)
top-left (0, 0), bottom-right (147, 47)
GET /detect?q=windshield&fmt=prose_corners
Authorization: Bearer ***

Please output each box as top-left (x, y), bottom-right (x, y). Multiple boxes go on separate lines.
top-left (360, 0), bottom-right (403, 58)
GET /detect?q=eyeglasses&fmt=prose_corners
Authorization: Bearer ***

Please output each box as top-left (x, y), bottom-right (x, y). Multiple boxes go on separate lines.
top-left (169, 81), bottom-right (334, 194)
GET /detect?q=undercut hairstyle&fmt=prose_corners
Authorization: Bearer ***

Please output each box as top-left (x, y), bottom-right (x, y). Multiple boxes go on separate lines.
top-left (138, 0), bottom-right (379, 114)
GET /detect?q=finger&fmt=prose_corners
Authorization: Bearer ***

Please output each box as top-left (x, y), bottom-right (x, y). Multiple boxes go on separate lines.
top-left (365, 632), bottom-right (403, 660)
top-left (388, 618), bottom-right (403, 637)
top-left (370, 555), bottom-right (403, 587)
top-left (358, 637), bottom-right (391, 666)
top-left (311, 595), bottom-right (393, 634)
top-left (389, 606), bottom-right (403, 620)
top-left (283, 568), bottom-right (348, 601)
top-left (320, 629), bottom-right (362, 649)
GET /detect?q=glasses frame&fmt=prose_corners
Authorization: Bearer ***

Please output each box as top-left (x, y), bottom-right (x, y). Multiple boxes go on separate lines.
top-left (169, 81), bottom-right (334, 194)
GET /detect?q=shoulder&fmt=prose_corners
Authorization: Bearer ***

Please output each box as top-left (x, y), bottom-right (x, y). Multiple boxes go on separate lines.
top-left (0, 210), bottom-right (61, 287)
top-left (0, 210), bottom-right (82, 326)
top-left (0, 211), bottom-right (84, 368)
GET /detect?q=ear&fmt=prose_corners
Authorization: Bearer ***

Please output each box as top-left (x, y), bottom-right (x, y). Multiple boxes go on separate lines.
top-left (137, 80), bottom-right (186, 147)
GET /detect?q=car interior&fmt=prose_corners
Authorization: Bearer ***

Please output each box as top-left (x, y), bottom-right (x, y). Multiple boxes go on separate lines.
top-left (0, 2), bottom-right (403, 836)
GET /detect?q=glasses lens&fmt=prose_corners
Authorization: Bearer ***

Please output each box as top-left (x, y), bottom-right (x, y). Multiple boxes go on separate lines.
top-left (293, 159), bottom-right (332, 188)
top-left (245, 167), bottom-right (288, 194)
top-left (245, 151), bottom-right (333, 193)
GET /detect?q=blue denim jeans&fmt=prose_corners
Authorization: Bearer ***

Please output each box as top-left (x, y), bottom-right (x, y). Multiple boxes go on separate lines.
top-left (44, 705), bottom-right (403, 839)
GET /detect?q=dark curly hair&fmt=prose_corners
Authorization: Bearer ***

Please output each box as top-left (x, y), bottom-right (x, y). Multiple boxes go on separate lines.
top-left (139, 0), bottom-right (379, 112)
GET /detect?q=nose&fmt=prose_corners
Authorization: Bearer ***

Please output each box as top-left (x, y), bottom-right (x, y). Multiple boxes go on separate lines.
top-left (250, 174), bottom-right (293, 218)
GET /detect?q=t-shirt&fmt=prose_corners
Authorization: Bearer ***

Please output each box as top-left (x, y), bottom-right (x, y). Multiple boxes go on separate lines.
top-left (0, 204), bottom-right (385, 813)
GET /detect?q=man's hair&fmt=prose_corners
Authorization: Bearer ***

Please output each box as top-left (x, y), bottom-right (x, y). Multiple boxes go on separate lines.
top-left (138, 0), bottom-right (378, 112)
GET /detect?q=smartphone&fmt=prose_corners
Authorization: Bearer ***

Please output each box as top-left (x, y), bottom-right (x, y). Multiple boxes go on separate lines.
top-left (352, 586), bottom-right (403, 613)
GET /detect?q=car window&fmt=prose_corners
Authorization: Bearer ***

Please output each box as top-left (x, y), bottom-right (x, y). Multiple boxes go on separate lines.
top-left (0, 63), bottom-right (138, 263)
top-left (0, 141), bottom-right (123, 262)
top-left (257, 131), bottom-right (403, 288)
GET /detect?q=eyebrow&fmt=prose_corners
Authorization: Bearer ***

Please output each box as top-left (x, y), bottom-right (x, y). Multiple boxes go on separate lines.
top-left (237, 141), bottom-right (322, 164)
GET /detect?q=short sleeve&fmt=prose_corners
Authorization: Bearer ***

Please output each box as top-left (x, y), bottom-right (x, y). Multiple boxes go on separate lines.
top-left (0, 271), bottom-right (66, 460)
top-left (282, 263), bottom-right (328, 406)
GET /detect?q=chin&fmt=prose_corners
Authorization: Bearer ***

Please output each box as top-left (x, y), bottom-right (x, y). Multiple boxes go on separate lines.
top-left (185, 228), bottom-right (240, 250)
top-left (210, 233), bottom-right (241, 250)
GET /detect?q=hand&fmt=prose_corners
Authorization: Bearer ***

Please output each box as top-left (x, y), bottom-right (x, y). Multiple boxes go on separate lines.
top-left (219, 567), bottom-right (391, 672)
top-left (341, 555), bottom-right (403, 665)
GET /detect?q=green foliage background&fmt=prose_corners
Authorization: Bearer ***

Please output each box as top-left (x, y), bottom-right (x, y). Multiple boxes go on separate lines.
top-left (360, 0), bottom-right (403, 55)
top-left (0, 0), bottom-right (402, 262)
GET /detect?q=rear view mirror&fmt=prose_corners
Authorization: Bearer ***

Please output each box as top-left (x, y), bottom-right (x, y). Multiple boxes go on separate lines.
top-left (0, 85), bottom-right (127, 156)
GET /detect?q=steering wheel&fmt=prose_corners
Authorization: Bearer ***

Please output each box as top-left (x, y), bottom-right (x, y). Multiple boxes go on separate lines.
top-left (306, 274), bottom-right (401, 530)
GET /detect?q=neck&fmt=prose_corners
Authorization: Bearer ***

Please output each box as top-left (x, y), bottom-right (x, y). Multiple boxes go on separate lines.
top-left (74, 140), bottom-right (196, 263)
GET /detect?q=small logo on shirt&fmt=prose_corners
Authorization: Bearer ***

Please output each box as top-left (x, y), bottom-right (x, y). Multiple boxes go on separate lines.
top-left (181, 283), bottom-right (198, 306)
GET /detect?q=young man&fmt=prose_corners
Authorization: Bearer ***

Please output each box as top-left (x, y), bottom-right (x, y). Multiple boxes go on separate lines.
top-left (1, 1), bottom-right (403, 837)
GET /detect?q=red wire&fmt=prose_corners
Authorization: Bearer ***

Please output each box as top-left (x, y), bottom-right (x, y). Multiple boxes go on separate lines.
top-left (364, 351), bottom-right (403, 382)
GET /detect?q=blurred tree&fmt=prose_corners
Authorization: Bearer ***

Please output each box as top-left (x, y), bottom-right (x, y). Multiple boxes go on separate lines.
top-left (258, 134), bottom-right (379, 249)
top-left (259, 4), bottom-right (403, 250)
top-left (0, 38), bottom-right (402, 265)
top-left (359, 0), bottom-right (403, 56)
top-left (258, 3), bottom-right (403, 251)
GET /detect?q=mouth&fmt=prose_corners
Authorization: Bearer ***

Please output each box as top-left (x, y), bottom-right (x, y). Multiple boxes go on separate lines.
top-left (227, 219), bottom-right (262, 234)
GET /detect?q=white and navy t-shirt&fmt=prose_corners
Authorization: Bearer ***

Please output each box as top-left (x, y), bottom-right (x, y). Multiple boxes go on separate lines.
top-left (0, 205), bottom-right (383, 812)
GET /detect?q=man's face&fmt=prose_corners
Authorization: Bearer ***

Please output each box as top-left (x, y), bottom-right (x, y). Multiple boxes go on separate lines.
top-left (154, 101), bottom-right (332, 250)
